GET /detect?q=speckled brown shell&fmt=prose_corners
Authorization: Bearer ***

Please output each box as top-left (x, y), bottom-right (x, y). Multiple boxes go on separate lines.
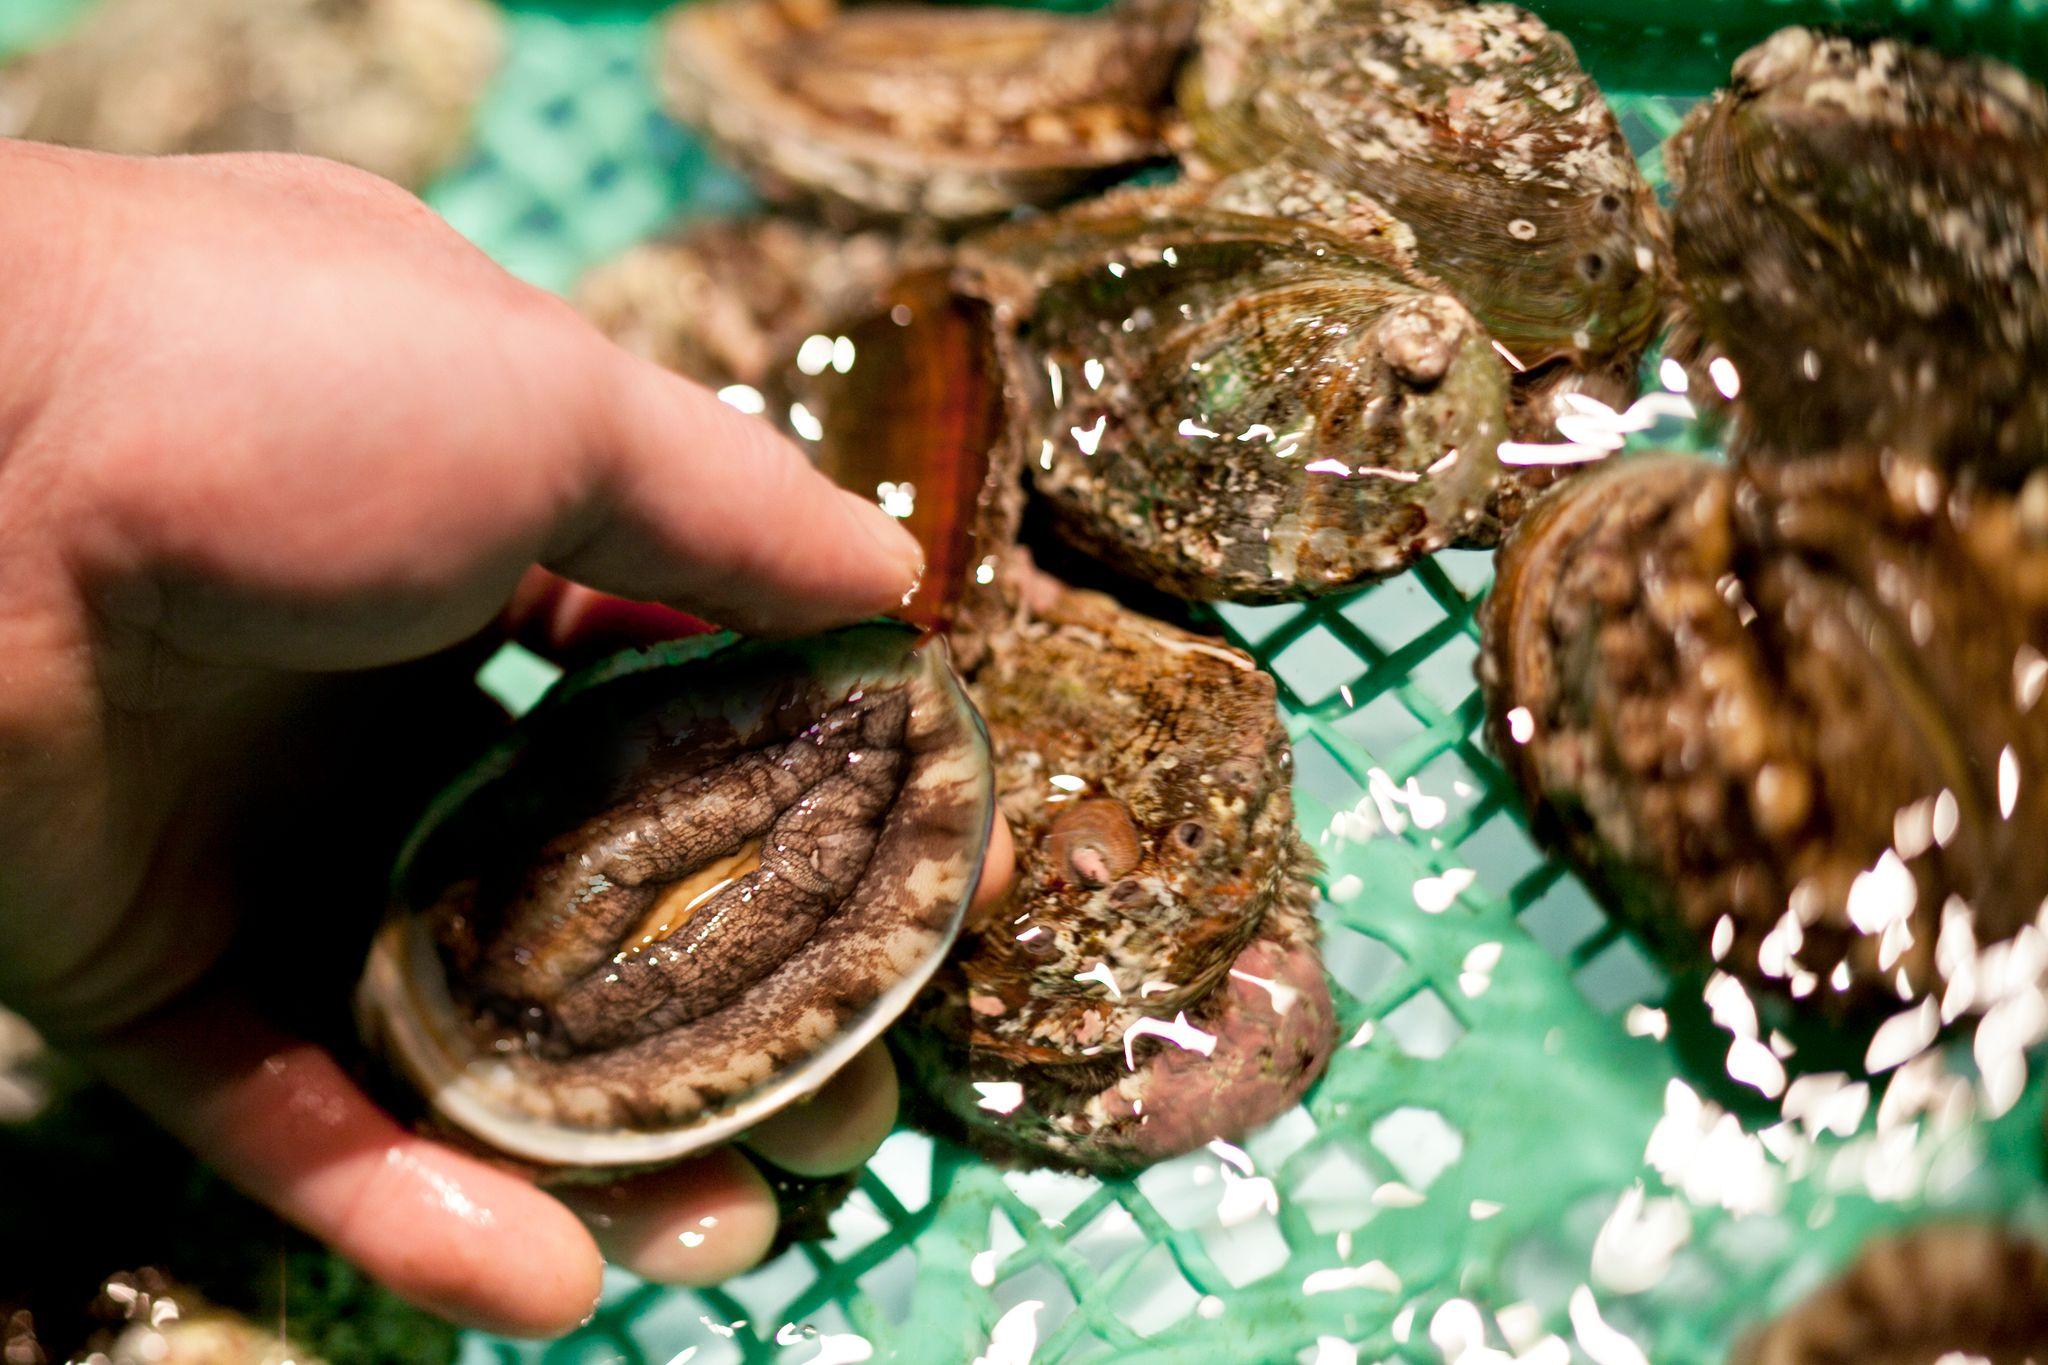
top-left (1480, 452), bottom-right (2048, 1017)
top-left (659, 0), bottom-right (1194, 224)
top-left (357, 625), bottom-right (993, 1168)
top-left (0, 0), bottom-right (500, 189)
top-left (576, 218), bottom-right (925, 393)
top-left (899, 577), bottom-right (1332, 1172)
top-left (960, 166), bottom-right (1513, 601)
top-left (1179, 0), bottom-right (1669, 441)
top-left (1668, 29), bottom-right (2048, 485)
top-left (1731, 1225), bottom-right (2048, 1364)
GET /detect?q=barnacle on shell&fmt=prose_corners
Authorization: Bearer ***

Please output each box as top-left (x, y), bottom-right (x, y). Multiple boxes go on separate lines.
top-left (1480, 451), bottom-right (2048, 1019)
top-left (1179, 0), bottom-right (1670, 442)
top-left (1668, 28), bottom-right (2048, 484)
top-left (0, 0), bottom-right (501, 189)
top-left (1732, 1225), bottom-right (2048, 1364)
top-left (356, 625), bottom-right (993, 1168)
top-left (659, 0), bottom-right (1194, 224)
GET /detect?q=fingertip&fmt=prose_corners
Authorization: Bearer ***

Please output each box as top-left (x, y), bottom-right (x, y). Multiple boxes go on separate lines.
top-left (967, 814), bottom-right (1016, 932)
top-left (561, 1148), bottom-right (778, 1287)
top-left (361, 1146), bottom-right (606, 1339)
top-left (741, 1042), bottom-right (899, 1177)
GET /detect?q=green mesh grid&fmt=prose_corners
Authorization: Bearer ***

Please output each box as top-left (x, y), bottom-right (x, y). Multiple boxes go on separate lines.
top-left (6, 4), bottom-right (2046, 1363)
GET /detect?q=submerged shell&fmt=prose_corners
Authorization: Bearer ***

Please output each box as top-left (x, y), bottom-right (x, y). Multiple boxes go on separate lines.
top-left (357, 625), bottom-right (993, 1168)
top-left (660, 0), bottom-right (1194, 224)
top-left (1667, 29), bottom-right (2048, 484)
top-left (899, 576), bottom-right (1333, 1173)
top-left (962, 167), bottom-right (1513, 601)
top-left (1179, 0), bottom-right (1668, 438)
top-left (0, 0), bottom-right (500, 189)
top-left (1732, 1225), bottom-right (2048, 1364)
top-left (1480, 452), bottom-right (2048, 1019)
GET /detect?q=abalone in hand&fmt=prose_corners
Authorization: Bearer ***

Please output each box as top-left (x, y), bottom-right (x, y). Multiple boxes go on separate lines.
top-left (1667, 28), bottom-right (2048, 484)
top-left (1731, 1225), bottom-right (2048, 1364)
top-left (1179, 0), bottom-right (1669, 438)
top-left (357, 624), bottom-right (994, 1168)
top-left (962, 167), bottom-right (1513, 601)
top-left (1480, 452), bottom-right (2048, 1018)
top-left (579, 215), bottom-right (1338, 1171)
top-left (659, 0), bottom-right (1194, 224)
top-left (0, 0), bottom-right (501, 190)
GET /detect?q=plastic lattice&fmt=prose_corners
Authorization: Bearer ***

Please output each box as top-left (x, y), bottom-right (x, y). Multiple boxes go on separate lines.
top-left (6, 4), bottom-right (2045, 1364)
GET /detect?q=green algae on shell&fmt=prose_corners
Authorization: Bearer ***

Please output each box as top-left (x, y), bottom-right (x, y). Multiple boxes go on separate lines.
top-left (961, 167), bottom-right (1513, 601)
top-left (1179, 0), bottom-right (1668, 440)
top-left (1667, 28), bottom-right (2048, 485)
top-left (1480, 451), bottom-right (2048, 1020)
top-left (357, 624), bottom-right (993, 1168)
top-left (660, 0), bottom-right (1194, 224)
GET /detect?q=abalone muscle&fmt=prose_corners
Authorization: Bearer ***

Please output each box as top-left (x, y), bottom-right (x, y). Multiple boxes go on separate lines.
top-left (0, 0), bottom-right (501, 190)
top-left (1668, 28), bottom-right (2048, 483)
top-left (357, 625), bottom-right (994, 1168)
top-left (961, 167), bottom-right (1513, 601)
top-left (660, 0), bottom-right (1194, 224)
top-left (1480, 452), bottom-right (2048, 1020)
top-left (1179, 0), bottom-right (1669, 439)
top-left (1731, 1226), bottom-right (2048, 1364)
top-left (580, 217), bottom-right (1337, 1172)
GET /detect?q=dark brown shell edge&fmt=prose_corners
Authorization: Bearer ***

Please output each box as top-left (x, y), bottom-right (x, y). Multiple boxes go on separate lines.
top-left (1729, 1225), bottom-right (2048, 1364)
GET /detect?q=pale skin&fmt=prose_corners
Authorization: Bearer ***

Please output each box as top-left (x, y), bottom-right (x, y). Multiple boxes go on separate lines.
top-left (0, 139), bottom-right (1014, 1337)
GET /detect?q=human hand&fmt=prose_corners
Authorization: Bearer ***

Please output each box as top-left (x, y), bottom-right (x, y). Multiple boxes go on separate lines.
top-left (0, 140), bottom-right (1012, 1337)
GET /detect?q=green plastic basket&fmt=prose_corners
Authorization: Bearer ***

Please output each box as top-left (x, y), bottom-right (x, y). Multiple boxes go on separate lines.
top-left (7, 3), bottom-right (2046, 1362)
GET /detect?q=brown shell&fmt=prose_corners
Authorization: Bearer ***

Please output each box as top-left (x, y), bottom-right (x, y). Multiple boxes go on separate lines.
top-left (1668, 28), bottom-right (2048, 484)
top-left (1732, 1225), bottom-right (2048, 1364)
top-left (1480, 451), bottom-right (2048, 1018)
top-left (0, 0), bottom-right (500, 189)
top-left (576, 216), bottom-right (1337, 1168)
top-left (659, 0), bottom-right (1194, 225)
top-left (960, 166), bottom-right (1514, 601)
top-left (1179, 0), bottom-right (1670, 440)
top-left (900, 575), bottom-right (1332, 1172)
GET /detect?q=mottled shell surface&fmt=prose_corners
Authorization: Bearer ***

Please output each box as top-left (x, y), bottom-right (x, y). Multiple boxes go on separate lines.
top-left (901, 577), bottom-right (1333, 1173)
top-left (1179, 0), bottom-right (1668, 437)
top-left (1480, 452), bottom-right (2048, 1019)
top-left (576, 218), bottom-right (923, 393)
top-left (0, 0), bottom-right (500, 189)
top-left (1732, 1225), bottom-right (2048, 1364)
top-left (962, 167), bottom-right (1512, 601)
top-left (357, 625), bottom-right (993, 1167)
top-left (1668, 29), bottom-right (2048, 484)
top-left (576, 216), bottom-right (1337, 1169)
top-left (660, 0), bottom-right (1193, 224)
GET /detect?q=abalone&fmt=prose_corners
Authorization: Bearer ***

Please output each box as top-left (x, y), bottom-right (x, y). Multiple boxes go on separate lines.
top-left (1667, 28), bottom-right (2048, 483)
top-left (579, 215), bottom-right (1337, 1171)
top-left (1480, 451), bottom-right (2048, 1018)
top-left (961, 166), bottom-right (1514, 601)
top-left (1179, 0), bottom-right (1670, 439)
top-left (659, 0), bottom-right (1194, 224)
top-left (356, 625), bottom-right (994, 1168)
top-left (0, 0), bottom-right (501, 190)
top-left (1732, 1225), bottom-right (2048, 1364)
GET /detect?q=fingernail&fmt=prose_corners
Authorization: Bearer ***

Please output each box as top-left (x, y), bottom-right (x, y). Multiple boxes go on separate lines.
top-left (837, 487), bottom-right (925, 590)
